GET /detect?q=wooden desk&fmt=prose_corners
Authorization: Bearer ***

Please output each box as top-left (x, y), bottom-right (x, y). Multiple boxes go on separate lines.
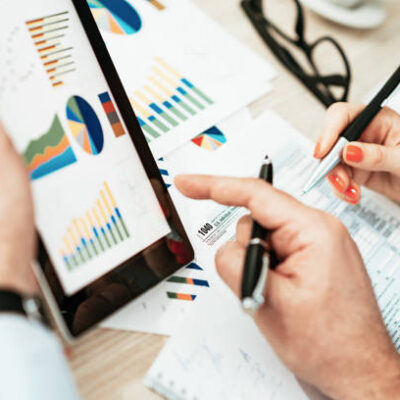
top-left (69, 1), bottom-right (400, 398)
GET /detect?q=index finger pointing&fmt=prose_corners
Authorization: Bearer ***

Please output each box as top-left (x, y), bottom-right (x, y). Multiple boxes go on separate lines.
top-left (174, 174), bottom-right (308, 230)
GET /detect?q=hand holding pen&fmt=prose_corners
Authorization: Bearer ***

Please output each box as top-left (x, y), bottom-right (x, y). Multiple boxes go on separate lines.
top-left (241, 155), bottom-right (275, 313)
top-left (174, 173), bottom-right (398, 400)
top-left (303, 65), bottom-right (400, 199)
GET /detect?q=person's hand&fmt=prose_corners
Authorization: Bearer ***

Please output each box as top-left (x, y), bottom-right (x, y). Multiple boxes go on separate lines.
top-left (175, 174), bottom-right (400, 400)
top-left (314, 103), bottom-right (400, 204)
top-left (0, 123), bottom-right (36, 295)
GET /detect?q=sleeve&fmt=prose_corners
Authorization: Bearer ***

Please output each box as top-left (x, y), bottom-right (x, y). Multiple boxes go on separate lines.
top-left (0, 314), bottom-right (80, 400)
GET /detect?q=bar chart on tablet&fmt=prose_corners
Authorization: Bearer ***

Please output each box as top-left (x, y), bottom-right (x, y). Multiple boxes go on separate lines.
top-left (59, 182), bottom-right (130, 271)
top-left (25, 11), bottom-right (76, 88)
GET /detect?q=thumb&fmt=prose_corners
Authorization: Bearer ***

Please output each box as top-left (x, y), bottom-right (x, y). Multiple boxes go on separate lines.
top-left (343, 142), bottom-right (400, 174)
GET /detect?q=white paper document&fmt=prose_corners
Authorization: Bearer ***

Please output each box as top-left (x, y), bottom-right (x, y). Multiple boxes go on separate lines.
top-left (145, 292), bottom-right (308, 400)
top-left (101, 260), bottom-right (213, 335)
top-left (145, 111), bottom-right (400, 400)
top-left (89, 0), bottom-right (276, 157)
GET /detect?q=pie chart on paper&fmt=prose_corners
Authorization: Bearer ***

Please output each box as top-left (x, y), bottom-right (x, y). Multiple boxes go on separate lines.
top-left (191, 126), bottom-right (227, 151)
top-left (88, 0), bottom-right (142, 35)
top-left (66, 96), bottom-right (104, 155)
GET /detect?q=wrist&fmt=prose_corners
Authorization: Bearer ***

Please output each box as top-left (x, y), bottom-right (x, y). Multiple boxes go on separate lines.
top-left (333, 351), bottom-right (400, 400)
top-left (0, 259), bottom-right (37, 296)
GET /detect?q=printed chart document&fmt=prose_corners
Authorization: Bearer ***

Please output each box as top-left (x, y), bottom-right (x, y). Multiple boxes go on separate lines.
top-left (88, 0), bottom-right (276, 157)
top-left (146, 110), bottom-right (400, 399)
top-left (145, 292), bottom-right (308, 400)
top-left (101, 260), bottom-right (213, 335)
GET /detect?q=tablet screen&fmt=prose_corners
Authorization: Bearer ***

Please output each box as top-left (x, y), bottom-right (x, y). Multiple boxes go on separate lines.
top-left (0, 1), bottom-right (173, 296)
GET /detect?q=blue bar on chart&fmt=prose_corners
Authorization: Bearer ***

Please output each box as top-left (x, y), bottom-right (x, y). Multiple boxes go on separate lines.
top-left (129, 57), bottom-right (214, 142)
top-left (59, 182), bottom-right (130, 271)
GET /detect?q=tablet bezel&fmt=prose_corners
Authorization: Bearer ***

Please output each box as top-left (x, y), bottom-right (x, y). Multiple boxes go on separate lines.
top-left (35, 0), bottom-right (194, 341)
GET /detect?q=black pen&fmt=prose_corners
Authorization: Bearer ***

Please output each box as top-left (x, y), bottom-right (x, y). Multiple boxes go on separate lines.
top-left (303, 65), bottom-right (400, 194)
top-left (241, 155), bottom-right (274, 313)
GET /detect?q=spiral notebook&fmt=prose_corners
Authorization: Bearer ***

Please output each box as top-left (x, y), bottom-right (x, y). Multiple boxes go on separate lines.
top-left (144, 292), bottom-right (308, 400)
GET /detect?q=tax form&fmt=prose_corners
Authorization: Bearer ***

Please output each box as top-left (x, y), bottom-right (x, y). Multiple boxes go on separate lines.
top-left (277, 139), bottom-right (400, 350)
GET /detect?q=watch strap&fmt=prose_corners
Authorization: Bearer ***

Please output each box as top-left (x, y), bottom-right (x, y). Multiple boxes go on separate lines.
top-left (0, 290), bottom-right (26, 316)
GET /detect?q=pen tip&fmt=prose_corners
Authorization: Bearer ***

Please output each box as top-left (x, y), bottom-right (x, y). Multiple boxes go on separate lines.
top-left (263, 155), bottom-right (272, 165)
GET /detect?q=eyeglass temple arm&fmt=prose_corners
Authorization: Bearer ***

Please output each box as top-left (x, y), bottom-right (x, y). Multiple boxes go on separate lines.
top-left (249, 0), bottom-right (263, 12)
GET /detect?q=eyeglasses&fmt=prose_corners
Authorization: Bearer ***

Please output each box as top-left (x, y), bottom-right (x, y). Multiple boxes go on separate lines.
top-left (241, 0), bottom-right (351, 108)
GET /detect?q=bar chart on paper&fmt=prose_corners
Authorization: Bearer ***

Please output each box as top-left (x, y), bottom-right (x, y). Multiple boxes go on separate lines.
top-left (59, 182), bottom-right (130, 270)
top-left (25, 11), bottom-right (76, 88)
top-left (145, 0), bottom-right (166, 11)
top-left (130, 57), bottom-right (214, 143)
top-left (166, 262), bottom-right (209, 302)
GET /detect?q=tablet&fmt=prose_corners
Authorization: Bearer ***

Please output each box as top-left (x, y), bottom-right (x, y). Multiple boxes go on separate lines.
top-left (0, 0), bottom-right (193, 340)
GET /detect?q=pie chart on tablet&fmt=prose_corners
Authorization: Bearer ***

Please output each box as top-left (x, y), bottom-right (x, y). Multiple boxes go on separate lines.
top-left (88, 0), bottom-right (142, 35)
top-left (66, 96), bottom-right (104, 155)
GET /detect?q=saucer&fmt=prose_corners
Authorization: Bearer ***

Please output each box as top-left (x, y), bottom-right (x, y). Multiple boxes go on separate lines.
top-left (299, 0), bottom-right (386, 29)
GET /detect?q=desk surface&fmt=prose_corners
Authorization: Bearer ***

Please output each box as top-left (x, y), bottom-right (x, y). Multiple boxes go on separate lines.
top-left (69, 1), bottom-right (400, 398)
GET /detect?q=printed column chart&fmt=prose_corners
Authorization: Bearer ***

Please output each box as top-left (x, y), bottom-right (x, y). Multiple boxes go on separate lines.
top-left (60, 182), bottom-right (130, 271)
top-left (129, 57), bottom-right (214, 143)
top-left (25, 11), bottom-right (76, 88)
top-left (166, 263), bottom-right (209, 301)
top-left (145, 0), bottom-right (166, 11)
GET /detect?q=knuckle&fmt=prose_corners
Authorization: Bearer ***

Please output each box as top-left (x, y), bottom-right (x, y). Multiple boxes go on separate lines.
top-left (370, 145), bottom-right (384, 167)
top-left (326, 214), bottom-right (346, 236)
top-left (236, 214), bottom-right (251, 229)
top-left (375, 107), bottom-right (397, 138)
top-left (313, 212), bottom-right (345, 238)
top-left (215, 243), bottom-right (230, 269)
top-left (327, 102), bottom-right (348, 116)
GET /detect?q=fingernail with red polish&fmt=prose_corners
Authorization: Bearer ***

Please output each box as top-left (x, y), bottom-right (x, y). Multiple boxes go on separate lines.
top-left (345, 145), bottom-right (363, 163)
top-left (313, 143), bottom-right (321, 158)
top-left (328, 175), bottom-right (346, 193)
top-left (345, 185), bottom-right (360, 204)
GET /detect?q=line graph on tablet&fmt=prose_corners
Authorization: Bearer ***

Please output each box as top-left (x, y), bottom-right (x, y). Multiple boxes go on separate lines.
top-left (60, 182), bottom-right (130, 271)
top-left (23, 115), bottom-right (77, 180)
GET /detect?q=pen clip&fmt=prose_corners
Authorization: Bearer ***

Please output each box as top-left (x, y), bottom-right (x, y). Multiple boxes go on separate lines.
top-left (242, 241), bottom-right (270, 316)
